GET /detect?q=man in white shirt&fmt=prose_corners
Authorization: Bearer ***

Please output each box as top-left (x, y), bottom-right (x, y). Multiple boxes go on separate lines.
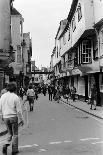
top-left (0, 82), bottom-right (24, 155)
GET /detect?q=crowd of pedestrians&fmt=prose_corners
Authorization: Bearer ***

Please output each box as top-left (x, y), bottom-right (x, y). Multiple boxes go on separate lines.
top-left (0, 80), bottom-right (98, 154)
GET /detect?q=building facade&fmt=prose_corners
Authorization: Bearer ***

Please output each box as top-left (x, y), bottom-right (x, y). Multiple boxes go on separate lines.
top-left (23, 33), bottom-right (32, 77)
top-left (10, 7), bottom-right (24, 75)
top-left (51, 0), bottom-right (103, 105)
top-left (0, 0), bottom-right (14, 91)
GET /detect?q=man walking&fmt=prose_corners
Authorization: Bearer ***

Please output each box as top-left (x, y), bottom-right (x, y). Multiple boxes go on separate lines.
top-left (71, 85), bottom-right (76, 101)
top-left (0, 82), bottom-right (24, 155)
top-left (48, 85), bottom-right (53, 101)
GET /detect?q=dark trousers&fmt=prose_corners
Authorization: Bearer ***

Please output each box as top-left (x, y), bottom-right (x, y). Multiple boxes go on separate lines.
top-left (28, 96), bottom-right (34, 111)
top-left (49, 93), bottom-right (53, 101)
top-left (90, 98), bottom-right (96, 109)
top-left (3, 116), bottom-right (18, 153)
top-left (72, 94), bottom-right (76, 101)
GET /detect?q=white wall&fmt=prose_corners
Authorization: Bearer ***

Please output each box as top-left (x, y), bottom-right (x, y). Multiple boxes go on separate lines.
top-left (93, 0), bottom-right (103, 24)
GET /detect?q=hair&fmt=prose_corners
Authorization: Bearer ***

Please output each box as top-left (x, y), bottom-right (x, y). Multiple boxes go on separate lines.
top-left (6, 82), bottom-right (17, 93)
top-left (29, 85), bottom-right (32, 89)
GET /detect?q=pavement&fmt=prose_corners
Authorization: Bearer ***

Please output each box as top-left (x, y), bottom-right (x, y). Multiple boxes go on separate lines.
top-left (0, 95), bottom-right (103, 137)
top-left (61, 97), bottom-right (103, 120)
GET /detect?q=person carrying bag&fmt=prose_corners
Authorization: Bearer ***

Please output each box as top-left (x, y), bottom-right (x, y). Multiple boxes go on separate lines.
top-left (26, 85), bottom-right (35, 111)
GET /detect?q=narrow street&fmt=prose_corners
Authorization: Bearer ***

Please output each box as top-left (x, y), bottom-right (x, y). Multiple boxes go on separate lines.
top-left (1, 94), bottom-right (103, 155)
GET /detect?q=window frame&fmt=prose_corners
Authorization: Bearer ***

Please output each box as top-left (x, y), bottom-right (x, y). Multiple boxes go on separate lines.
top-left (81, 40), bottom-right (92, 64)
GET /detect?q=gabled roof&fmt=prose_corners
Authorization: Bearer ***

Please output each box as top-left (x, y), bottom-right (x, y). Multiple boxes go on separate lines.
top-left (11, 7), bottom-right (21, 16)
top-left (59, 0), bottom-right (78, 38)
top-left (55, 19), bottom-right (68, 40)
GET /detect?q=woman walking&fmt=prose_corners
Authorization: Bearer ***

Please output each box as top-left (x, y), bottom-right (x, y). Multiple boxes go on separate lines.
top-left (26, 85), bottom-right (35, 111)
top-left (90, 84), bottom-right (97, 110)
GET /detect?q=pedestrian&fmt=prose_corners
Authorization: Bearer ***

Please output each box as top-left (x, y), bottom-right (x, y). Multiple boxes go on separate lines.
top-left (56, 86), bottom-right (61, 103)
top-left (0, 82), bottom-right (24, 155)
top-left (19, 86), bottom-right (25, 99)
top-left (34, 87), bottom-right (38, 100)
top-left (71, 86), bottom-right (76, 101)
top-left (48, 84), bottom-right (53, 101)
top-left (0, 83), bottom-right (8, 97)
top-left (26, 85), bottom-right (35, 111)
top-left (53, 86), bottom-right (57, 100)
top-left (65, 86), bottom-right (71, 101)
top-left (90, 83), bottom-right (97, 110)
top-left (42, 85), bottom-right (46, 96)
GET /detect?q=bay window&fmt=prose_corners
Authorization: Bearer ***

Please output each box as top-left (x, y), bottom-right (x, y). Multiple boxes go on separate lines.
top-left (82, 40), bottom-right (92, 64)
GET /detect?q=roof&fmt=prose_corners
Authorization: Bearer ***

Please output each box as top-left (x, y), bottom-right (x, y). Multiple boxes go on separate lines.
top-left (11, 7), bottom-right (21, 16)
top-left (55, 19), bottom-right (67, 40)
top-left (59, 0), bottom-right (78, 38)
top-left (94, 18), bottom-right (103, 28)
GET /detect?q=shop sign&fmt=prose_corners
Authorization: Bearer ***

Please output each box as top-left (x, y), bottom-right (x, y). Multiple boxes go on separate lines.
top-left (71, 68), bottom-right (82, 75)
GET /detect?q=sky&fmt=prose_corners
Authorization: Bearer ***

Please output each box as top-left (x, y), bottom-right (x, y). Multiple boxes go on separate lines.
top-left (14, 0), bottom-right (72, 69)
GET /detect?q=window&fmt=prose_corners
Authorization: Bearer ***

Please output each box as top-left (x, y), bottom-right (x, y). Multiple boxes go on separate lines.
top-left (20, 21), bottom-right (22, 36)
top-left (78, 43), bottom-right (82, 64)
top-left (101, 30), bottom-right (103, 43)
top-left (72, 16), bottom-right (76, 32)
top-left (77, 3), bottom-right (82, 22)
top-left (93, 38), bottom-right (98, 60)
top-left (74, 49), bottom-right (78, 67)
top-left (68, 52), bottom-right (72, 60)
top-left (57, 46), bottom-right (58, 58)
top-left (67, 52), bottom-right (73, 67)
top-left (82, 40), bottom-right (92, 64)
top-left (68, 28), bottom-right (70, 41)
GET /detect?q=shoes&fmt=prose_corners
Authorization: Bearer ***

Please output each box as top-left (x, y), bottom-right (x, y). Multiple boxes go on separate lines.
top-left (12, 150), bottom-right (19, 155)
top-left (94, 108), bottom-right (96, 110)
